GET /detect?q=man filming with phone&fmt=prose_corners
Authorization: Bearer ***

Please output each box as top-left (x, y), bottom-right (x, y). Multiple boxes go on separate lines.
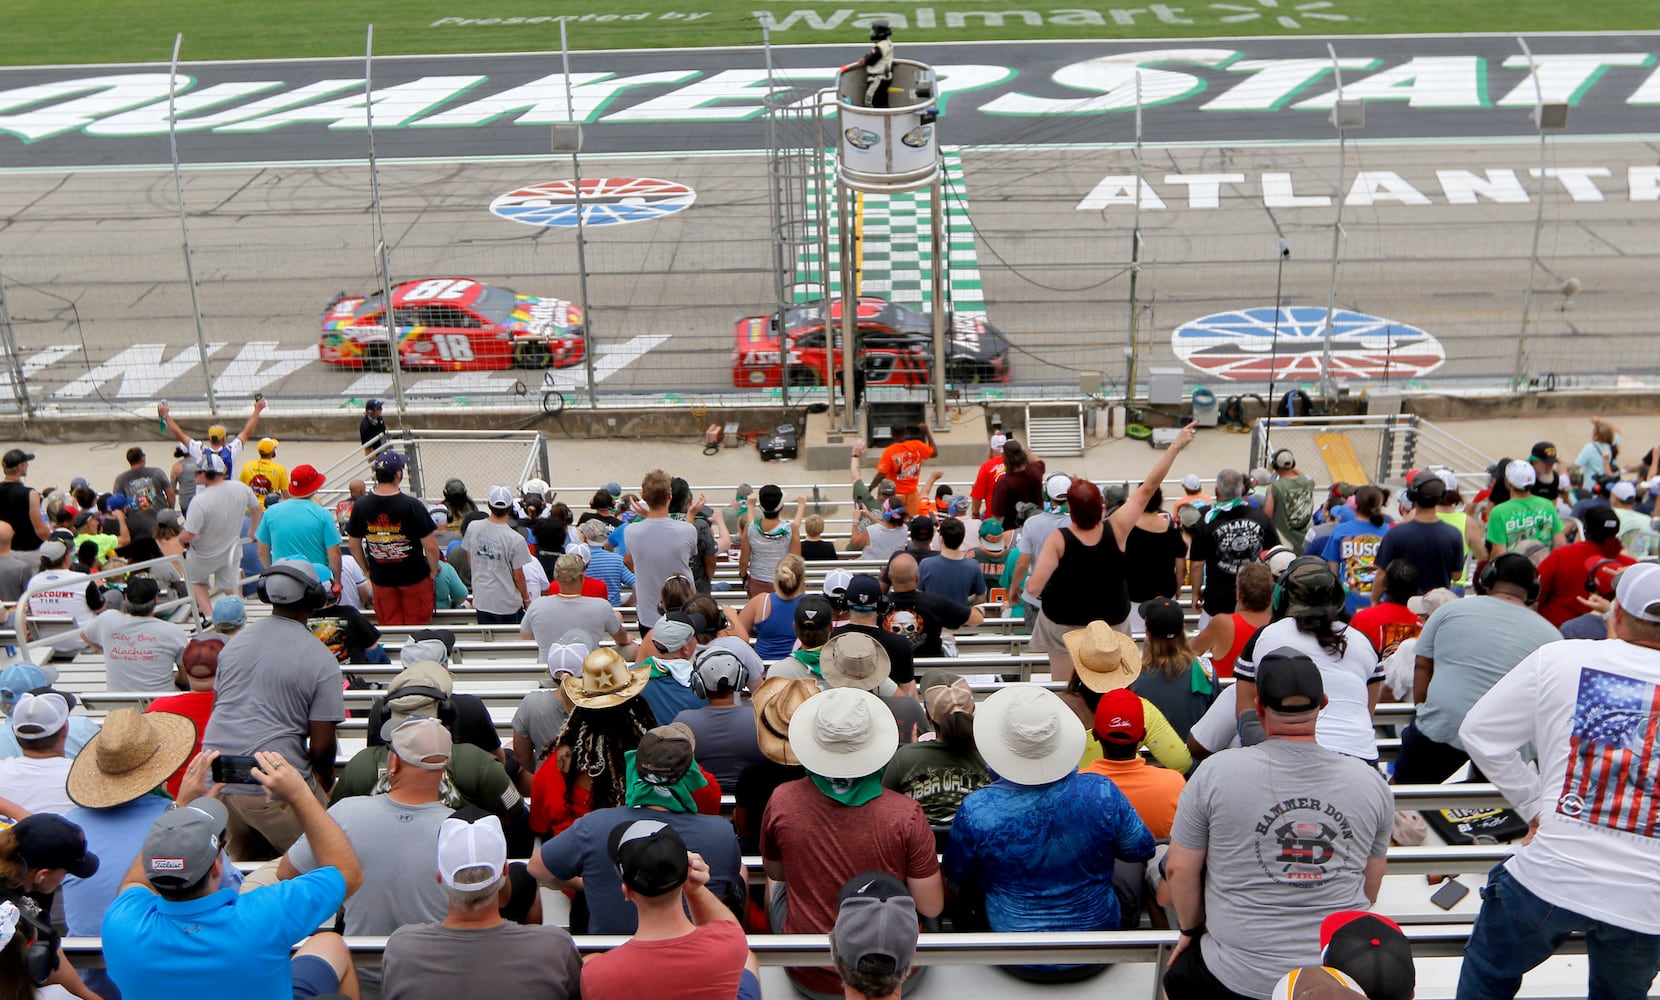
top-left (203, 560), bottom-right (345, 859)
top-left (102, 748), bottom-right (366, 1000)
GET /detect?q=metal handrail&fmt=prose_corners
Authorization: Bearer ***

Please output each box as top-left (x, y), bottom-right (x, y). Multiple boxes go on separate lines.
top-left (16, 553), bottom-right (191, 660)
top-left (61, 923), bottom-right (1534, 975)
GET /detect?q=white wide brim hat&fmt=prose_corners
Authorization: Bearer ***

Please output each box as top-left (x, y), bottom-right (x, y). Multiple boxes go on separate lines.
top-left (788, 688), bottom-right (899, 779)
top-left (974, 684), bottom-right (1086, 786)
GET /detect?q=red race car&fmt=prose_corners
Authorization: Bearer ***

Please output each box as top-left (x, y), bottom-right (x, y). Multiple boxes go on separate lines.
top-left (730, 296), bottom-right (1011, 389)
top-left (319, 277), bottom-right (585, 371)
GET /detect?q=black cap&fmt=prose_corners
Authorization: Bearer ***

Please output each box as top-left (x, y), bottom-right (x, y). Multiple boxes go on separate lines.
top-left (2, 448), bottom-right (34, 470)
top-left (124, 576), bottom-right (161, 608)
top-left (1140, 598), bottom-right (1186, 640)
top-left (13, 813), bottom-right (100, 878)
top-left (410, 628), bottom-right (457, 655)
top-left (908, 516), bottom-right (935, 541)
top-left (795, 594), bottom-right (835, 630)
top-left (758, 484), bottom-right (783, 514)
top-left (845, 574), bottom-right (883, 610)
top-left (1255, 649), bottom-right (1324, 714)
top-left (1583, 504), bottom-right (1621, 543)
top-left (1530, 441), bottom-right (1557, 463)
top-left (608, 819), bottom-right (688, 897)
top-left (838, 870), bottom-right (909, 906)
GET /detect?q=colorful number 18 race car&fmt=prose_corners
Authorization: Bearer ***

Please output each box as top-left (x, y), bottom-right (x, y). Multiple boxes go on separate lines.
top-left (319, 277), bottom-right (585, 371)
top-left (730, 297), bottom-right (1012, 389)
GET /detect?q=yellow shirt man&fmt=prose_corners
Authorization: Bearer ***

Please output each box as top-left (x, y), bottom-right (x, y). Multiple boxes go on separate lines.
top-left (239, 437), bottom-right (288, 499)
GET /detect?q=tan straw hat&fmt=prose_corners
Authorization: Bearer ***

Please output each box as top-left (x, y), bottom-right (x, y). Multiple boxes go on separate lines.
top-left (1062, 621), bottom-right (1143, 693)
top-left (750, 676), bottom-right (818, 766)
top-left (561, 647), bottom-right (650, 710)
top-left (66, 708), bottom-right (197, 809)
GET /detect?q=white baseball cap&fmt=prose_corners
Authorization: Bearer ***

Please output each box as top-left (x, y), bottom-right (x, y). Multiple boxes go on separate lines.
top-left (988, 433), bottom-right (1007, 451)
top-left (547, 639), bottom-right (590, 679)
top-left (1505, 459), bottom-right (1536, 490)
top-left (11, 691), bottom-right (67, 739)
top-left (1616, 563), bottom-right (1660, 623)
top-left (1181, 473), bottom-right (1203, 493)
top-left (822, 569), bottom-right (853, 603)
top-left (487, 485), bottom-right (515, 511)
top-left (1611, 480), bottom-right (1638, 502)
top-left (1044, 473), bottom-right (1072, 502)
top-left (436, 815), bottom-right (507, 891)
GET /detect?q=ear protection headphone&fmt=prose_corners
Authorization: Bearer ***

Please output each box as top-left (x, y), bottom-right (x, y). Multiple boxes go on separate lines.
top-left (689, 647), bottom-right (749, 700)
top-left (1585, 558), bottom-right (1622, 597)
top-left (847, 590), bottom-right (892, 618)
top-left (685, 608), bottom-right (731, 638)
top-left (1403, 472), bottom-right (1445, 508)
top-left (256, 563), bottom-right (328, 610)
top-left (372, 684), bottom-right (459, 739)
top-left (1271, 448), bottom-right (1295, 471)
top-left (1477, 553), bottom-right (1541, 604)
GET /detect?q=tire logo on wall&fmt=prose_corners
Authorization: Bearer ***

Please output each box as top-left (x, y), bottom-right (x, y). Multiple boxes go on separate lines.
top-left (1171, 306), bottom-right (1446, 381)
top-left (489, 177), bottom-right (696, 227)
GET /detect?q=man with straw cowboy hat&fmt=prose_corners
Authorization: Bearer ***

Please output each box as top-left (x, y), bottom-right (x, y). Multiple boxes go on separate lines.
top-left (732, 676), bottom-right (816, 853)
top-left (761, 687), bottom-right (943, 998)
top-left (60, 709), bottom-right (243, 994)
top-left (944, 684), bottom-right (1155, 982)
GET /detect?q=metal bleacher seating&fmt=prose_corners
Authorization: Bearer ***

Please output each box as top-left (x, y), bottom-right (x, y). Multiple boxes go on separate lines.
top-left (16, 487), bottom-right (1549, 994)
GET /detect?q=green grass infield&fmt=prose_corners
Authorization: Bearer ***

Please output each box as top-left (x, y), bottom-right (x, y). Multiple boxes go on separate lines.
top-left (7, 0), bottom-right (1660, 67)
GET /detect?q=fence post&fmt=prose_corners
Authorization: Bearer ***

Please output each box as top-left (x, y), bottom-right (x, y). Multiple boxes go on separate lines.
top-left (1514, 36), bottom-right (1549, 388)
top-left (1318, 42), bottom-right (1354, 403)
top-left (363, 25), bottom-right (410, 425)
top-left (0, 265), bottom-right (33, 426)
top-left (559, 21), bottom-right (598, 410)
top-left (1125, 72), bottom-right (1143, 401)
top-left (168, 34), bottom-right (218, 415)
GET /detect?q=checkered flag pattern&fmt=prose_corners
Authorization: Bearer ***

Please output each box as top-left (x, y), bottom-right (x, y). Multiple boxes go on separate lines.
top-left (796, 149), bottom-right (985, 317)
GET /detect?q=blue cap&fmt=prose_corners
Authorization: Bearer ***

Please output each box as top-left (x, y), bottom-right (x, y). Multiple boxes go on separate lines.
top-left (604, 482), bottom-right (622, 497)
top-left (372, 451), bottom-right (407, 474)
top-left (210, 595), bottom-right (246, 631)
top-left (366, 399), bottom-right (383, 411)
top-left (0, 663), bottom-right (51, 707)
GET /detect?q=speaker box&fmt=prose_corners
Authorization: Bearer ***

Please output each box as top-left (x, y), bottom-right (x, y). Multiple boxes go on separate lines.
top-left (759, 423), bottom-right (798, 462)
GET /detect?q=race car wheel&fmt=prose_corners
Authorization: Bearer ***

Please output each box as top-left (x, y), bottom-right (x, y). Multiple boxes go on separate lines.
top-left (785, 367), bottom-right (821, 388)
top-left (513, 341), bottom-right (553, 370)
top-left (362, 343), bottom-right (392, 373)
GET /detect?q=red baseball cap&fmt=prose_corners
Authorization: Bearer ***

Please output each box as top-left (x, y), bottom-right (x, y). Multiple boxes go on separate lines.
top-left (1093, 688), bottom-right (1145, 744)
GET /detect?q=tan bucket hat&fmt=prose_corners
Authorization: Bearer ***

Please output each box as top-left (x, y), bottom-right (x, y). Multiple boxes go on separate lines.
top-left (66, 708), bottom-right (197, 809)
top-left (1062, 621), bottom-right (1143, 693)
top-left (561, 647), bottom-right (650, 710)
top-left (819, 631), bottom-right (892, 692)
top-left (750, 676), bottom-right (818, 766)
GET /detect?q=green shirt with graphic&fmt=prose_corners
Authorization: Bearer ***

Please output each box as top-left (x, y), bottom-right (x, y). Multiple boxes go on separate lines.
top-left (1485, 494), bottom-right (1562, 550)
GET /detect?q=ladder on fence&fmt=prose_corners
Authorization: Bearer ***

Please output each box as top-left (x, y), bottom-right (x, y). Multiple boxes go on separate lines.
top-left (1024, 402), bottom-right (1085, 457)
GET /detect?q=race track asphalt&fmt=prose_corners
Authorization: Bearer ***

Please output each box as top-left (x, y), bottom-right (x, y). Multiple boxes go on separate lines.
top-left (1, 34), bottom-right (1657, 410)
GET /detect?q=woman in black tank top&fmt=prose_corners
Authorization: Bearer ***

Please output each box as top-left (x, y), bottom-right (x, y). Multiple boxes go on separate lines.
top-left (1024, 425), bottom-right (1198, 683)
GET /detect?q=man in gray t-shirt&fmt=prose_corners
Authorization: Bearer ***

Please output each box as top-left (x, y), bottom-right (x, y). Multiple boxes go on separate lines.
top-left (1164, 652), bottom-right (1392, 1000)
top-left (462, 489), bottom-right (533, 624)
top-left (180, 454), bottom-right (261, 616)
top-left (202, 560), bottom-right (345, 856)
top-left (283, 719), bottom-right (453, 1000)
top-left (521, 556), bottom-right (629, 661)
top-left (81, 603), bottom-right (189, 692)
top-left (624, 470), bottom-right (698, 629)
top-left (1396, 574), bottom-right (1561, 784)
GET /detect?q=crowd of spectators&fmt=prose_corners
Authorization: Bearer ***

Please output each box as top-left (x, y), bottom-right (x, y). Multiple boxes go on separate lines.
top-left (1, 408), bottom-right (1659, 999)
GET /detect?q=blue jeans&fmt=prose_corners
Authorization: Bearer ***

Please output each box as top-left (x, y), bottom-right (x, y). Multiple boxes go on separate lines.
top-left (1458, 864), bottom-right (1660, 1000)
